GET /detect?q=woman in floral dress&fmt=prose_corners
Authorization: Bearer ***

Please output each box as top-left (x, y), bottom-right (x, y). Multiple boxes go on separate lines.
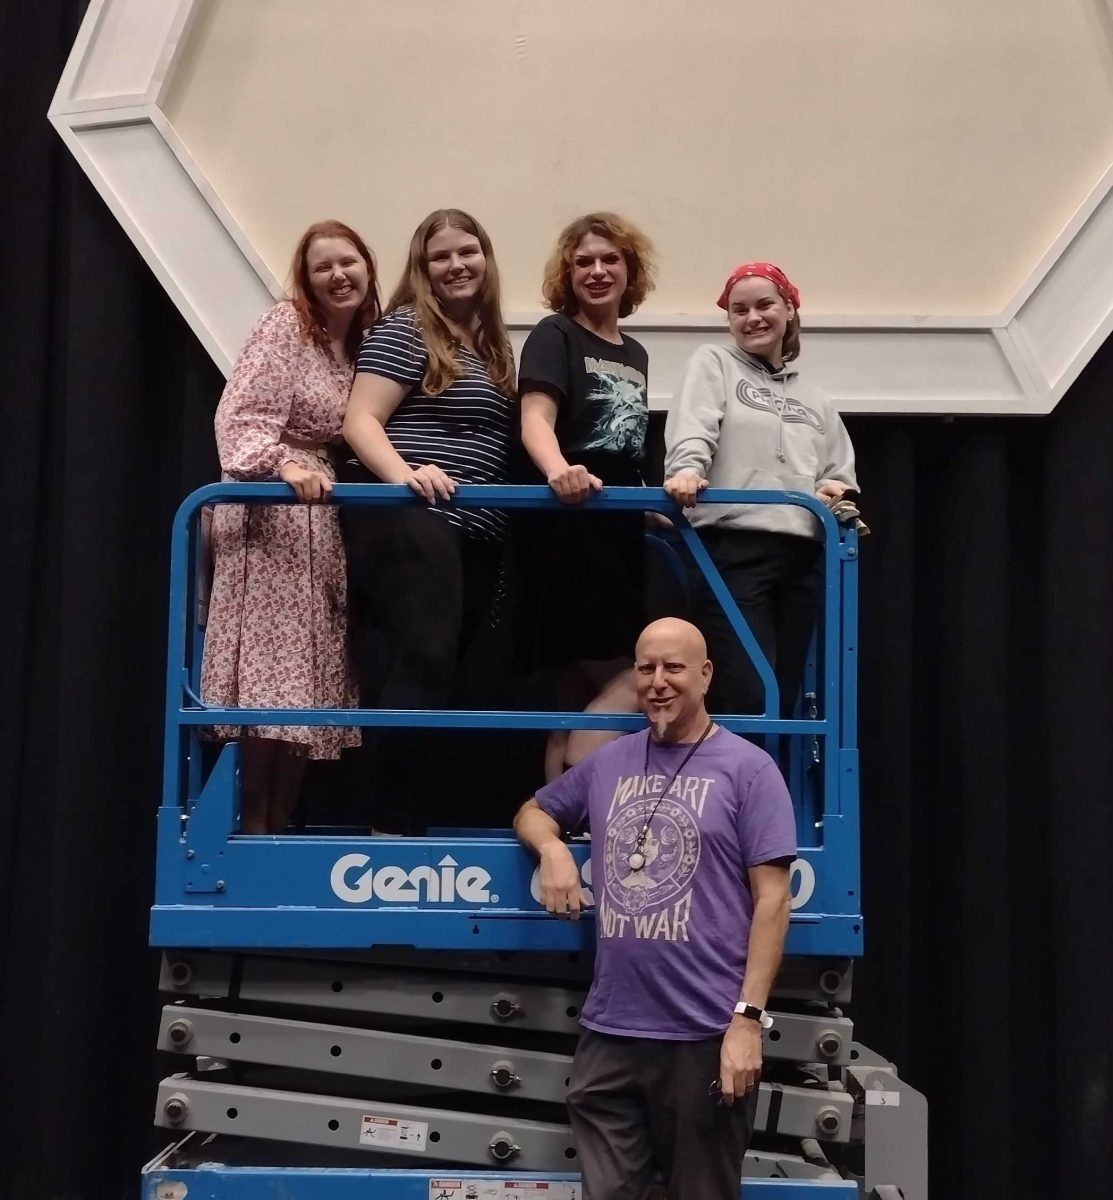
top-left (201, 219), bottom-right (382, 833)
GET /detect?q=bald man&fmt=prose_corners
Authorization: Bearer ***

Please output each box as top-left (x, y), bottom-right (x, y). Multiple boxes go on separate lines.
top-left (514, 618), bottom-right (796, 1200)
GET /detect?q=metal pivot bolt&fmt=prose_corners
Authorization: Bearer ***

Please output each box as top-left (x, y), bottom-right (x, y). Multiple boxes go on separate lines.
top-left (168, 960), bottom-right (193, 988)
top-left (488, 1132), bottom-right (521, 1162)
top-left (818, 969), bottom-right (843, 997)
top-left (490, 993), bottom-right (521, 1021)
top-left (815, 1106), bottom-right (842, 1137)
top-left (816, 1031), bottom-right (843, 1059)
top-left (163, 1093), bottom-right (190, 1124)
top-left (489, 1060), bottom-right (520, 1090)
top-left (166, 1019), bottom-right (194, 1049)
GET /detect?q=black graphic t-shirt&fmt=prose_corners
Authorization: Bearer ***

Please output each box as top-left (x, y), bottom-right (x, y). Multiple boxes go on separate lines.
top-left (518, 313), bottom-right (648, 485)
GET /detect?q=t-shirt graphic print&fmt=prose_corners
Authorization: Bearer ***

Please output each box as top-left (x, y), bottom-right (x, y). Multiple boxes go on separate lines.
top-left (600, 769), bottom-right (706, 933)
top-left (581, 352), bottom-right (648, 458)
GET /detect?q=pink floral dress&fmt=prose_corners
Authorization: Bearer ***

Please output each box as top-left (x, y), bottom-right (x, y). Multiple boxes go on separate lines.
top-left (200, 301), bottom-right (359, 758)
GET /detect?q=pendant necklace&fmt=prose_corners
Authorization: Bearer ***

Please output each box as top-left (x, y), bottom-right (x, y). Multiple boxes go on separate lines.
top-left (628, 721), bottom-right (715, 872)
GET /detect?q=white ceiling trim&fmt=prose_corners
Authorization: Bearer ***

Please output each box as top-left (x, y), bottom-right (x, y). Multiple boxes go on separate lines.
top-left (49, 0), bottom-right (1113, 414)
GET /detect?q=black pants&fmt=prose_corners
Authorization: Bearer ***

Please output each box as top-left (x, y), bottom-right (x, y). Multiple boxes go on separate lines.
top-left (696, 528), bottom-right (823, 717)
top-left (567, 1030), bottom-right (758, 1200)
top-left (512, 510), bottom-right (646, 673)
top-left (341, 503), bottom-right (501, 833)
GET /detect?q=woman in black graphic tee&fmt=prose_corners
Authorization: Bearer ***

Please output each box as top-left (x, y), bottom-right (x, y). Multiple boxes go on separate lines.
top-left (517, 212), bottom-right (656, 778)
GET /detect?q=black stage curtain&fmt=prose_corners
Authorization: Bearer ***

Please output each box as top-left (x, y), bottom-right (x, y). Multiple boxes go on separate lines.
top-left (2, 4), bottom-right (1110, 1197)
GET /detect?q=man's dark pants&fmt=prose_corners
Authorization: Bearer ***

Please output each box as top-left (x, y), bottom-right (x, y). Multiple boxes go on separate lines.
top-left (567, 1029), bottom-right (758, 1200)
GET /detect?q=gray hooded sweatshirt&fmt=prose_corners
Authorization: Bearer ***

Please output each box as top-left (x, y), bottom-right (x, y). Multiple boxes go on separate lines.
top-left (664, 343), bottom-right (857, 540)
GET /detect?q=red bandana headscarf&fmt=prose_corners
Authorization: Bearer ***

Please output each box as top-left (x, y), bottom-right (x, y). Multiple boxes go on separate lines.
top-left (716, 262), bottom-right (801, 312)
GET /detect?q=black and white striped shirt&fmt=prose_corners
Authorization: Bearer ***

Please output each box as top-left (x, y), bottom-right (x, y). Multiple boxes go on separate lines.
top-left (355, 307), bottom-right (515, 541)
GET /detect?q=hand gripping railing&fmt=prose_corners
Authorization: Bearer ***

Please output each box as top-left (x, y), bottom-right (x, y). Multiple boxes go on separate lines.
top-left (157, 483), bottom-right (861, 953)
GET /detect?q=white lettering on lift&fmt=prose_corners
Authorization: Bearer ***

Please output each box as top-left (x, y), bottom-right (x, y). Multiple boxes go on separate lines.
top-left (329, 853), bottom-right (817, 911)
top-left (330, 854), bottom-right (495, 904)
top-left (789, 858), bottom-right (816, 911)
top-left (530, 859), bottom-right (594, 907)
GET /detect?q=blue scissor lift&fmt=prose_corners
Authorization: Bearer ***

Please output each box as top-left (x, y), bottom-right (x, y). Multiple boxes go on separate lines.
top-left (144, 485), bottom-right (927, 1200)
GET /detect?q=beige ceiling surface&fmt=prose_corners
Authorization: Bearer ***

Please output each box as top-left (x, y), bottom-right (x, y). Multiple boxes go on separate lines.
top-left (163, 0), bottom-right (1113, 317)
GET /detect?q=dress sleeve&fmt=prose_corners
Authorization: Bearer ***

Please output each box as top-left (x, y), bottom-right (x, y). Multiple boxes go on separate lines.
top-left (819, 397), bottom-right (858, 489)
top-left (355, 308), bottom-right (426, 388)
top-left (214, 303), bottom-right (302, 481)
top-left (518, 318), bottom-right (572, 405)
top-left (664, 345), bottom-right (728, 478)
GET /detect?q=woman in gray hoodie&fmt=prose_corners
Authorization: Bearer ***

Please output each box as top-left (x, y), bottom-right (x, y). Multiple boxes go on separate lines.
top-left (663, 261), bottom-right (857, 717)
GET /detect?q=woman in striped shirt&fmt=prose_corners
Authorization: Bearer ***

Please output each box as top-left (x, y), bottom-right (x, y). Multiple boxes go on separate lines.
top-left (341, 209), bottom-right (516, 833)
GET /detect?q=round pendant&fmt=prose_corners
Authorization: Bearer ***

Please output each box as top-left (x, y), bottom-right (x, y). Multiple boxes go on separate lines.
top-left (628, 851), bottom-right (646, 872)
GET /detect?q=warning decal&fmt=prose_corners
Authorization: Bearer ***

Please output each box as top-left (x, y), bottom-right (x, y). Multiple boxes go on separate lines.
top-left (359, 1113), bottom-right (429, 1151)
top-left (427, 1182), bottom-right (580, 1200)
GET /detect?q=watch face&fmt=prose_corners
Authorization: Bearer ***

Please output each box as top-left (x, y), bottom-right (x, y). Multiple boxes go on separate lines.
top-left (735, 1004), bottom-right (770, 1027)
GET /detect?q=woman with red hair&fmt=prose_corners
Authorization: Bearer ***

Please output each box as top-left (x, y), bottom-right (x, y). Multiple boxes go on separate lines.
top-left (664, 262), bottom-right (858, 717)
top-left (201, 220), bottom-right (381, 833)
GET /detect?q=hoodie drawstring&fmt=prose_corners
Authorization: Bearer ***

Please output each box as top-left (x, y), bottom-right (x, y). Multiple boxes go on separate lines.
top-left (773, 375), bottom-right (787, 463)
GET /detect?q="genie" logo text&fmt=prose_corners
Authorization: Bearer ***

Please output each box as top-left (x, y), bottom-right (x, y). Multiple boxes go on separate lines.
top-left (330, 854), bottom-right (496, 904)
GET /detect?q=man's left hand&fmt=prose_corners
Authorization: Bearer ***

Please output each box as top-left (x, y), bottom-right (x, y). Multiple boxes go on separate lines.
top-left (719, 1016), bottom-right (763, 1105)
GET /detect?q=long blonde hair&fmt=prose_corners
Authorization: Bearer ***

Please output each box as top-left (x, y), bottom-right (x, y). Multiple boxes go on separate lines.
top-left (386, 209), bottom-right (516, 396)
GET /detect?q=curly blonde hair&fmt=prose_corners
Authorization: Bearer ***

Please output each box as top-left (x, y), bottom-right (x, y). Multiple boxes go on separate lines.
top-left (541, 213), bottom-right (656, 319)
top-left (385, 209), bottom-right (515, 397)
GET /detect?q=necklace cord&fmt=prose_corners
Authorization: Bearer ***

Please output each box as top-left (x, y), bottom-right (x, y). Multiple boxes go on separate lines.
top-left (629, 720), bottom-right (715, 871)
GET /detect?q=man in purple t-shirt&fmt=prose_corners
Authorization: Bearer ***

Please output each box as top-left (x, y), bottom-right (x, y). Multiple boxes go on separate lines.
top-left (514, 617), bottom-right (796, 1200)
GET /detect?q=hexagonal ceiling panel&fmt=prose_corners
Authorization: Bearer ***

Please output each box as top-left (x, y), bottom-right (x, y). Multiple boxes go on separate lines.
top-left (50, 0), bottom-right (1113, 413)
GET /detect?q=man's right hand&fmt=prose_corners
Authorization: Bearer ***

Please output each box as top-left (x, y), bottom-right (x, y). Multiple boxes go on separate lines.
top-left (538, 842), bottom-right (586, 919)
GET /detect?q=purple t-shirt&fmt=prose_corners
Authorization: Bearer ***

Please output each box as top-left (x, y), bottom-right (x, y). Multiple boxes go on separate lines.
top-left (535, 727), bottom-right (796, 1040)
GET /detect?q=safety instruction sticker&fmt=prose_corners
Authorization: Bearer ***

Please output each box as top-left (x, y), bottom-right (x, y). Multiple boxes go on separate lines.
top-left (504, 1185), bottom-right (580, 1199)
top-left (428, 1182), bottom-right (580, 1200)
top-left (359, 1113), bottom-right (428, 1151)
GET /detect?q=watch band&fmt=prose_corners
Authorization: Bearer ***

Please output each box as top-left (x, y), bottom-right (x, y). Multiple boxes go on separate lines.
top-left (733, 1002), bottom-right (774, 1029)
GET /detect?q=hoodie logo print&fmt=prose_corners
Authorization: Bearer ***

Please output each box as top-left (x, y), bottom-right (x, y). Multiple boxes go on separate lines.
top-left (736, 379), bottom-right (824, 433)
